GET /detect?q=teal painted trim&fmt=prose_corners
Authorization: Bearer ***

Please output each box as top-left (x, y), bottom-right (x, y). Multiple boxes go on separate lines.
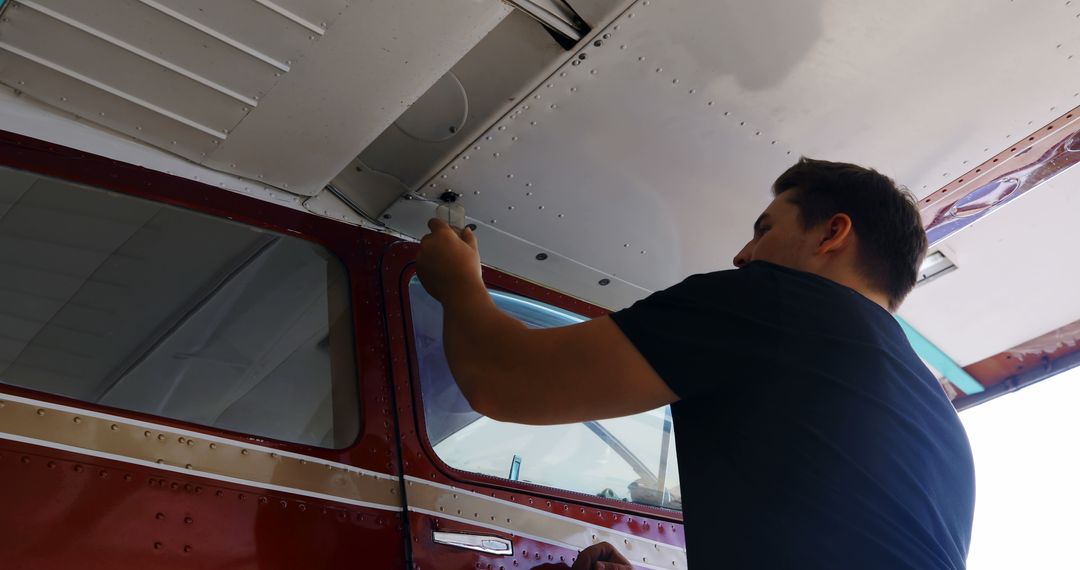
top-left (896, 317), bottom-right (985, 394)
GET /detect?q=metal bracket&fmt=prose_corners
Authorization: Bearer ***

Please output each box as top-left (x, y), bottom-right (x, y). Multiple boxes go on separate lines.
top-left (504, 0), bottom-right (589, 43)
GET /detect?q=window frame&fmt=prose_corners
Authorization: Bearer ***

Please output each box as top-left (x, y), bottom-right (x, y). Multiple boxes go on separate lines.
top-left (393, 253), bottom-right (685, 522)
top-left (0, 129), bottom-right (395, 463)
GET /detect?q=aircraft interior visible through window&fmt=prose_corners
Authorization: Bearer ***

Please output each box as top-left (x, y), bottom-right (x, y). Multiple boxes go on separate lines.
top-left (0, 166), bottom-right (360, 448)
top-left (408, 277), bottom-right (682, 510)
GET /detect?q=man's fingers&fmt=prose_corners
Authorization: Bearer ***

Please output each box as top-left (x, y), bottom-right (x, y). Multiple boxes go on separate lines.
top-left (462, 226), bottom-right (478, 250)
top-left (427, 217), bottom-right (450, 233)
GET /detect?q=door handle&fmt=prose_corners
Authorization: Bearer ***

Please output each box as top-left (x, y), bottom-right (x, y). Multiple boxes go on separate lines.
top-left (432, 531), bottom-right (513, 555)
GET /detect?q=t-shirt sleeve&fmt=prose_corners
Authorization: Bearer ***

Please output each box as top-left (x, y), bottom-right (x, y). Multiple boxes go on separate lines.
top-left (609, 265), bottom-right (786, 399)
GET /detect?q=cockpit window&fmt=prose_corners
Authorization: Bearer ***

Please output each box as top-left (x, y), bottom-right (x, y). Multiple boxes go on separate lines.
top-left (0, 166), bottom-right (360, 448)
top-left (408, 277), bottom-right (682, 511)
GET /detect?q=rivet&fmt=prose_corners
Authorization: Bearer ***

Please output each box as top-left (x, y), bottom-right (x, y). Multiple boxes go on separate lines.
top-left (507, 174), bottom-right (514, 179)
top-left (154, 542), bottom-right (163, 550)
top-left (571, 60), bottom-right (581, 66)
top-left (155, 513), bottom-right (166, 520)
top-left (20, 456), bottom-right (30, 464)
top-left (74, 464), bottom-right (84, 472)
top-left (526, 191), bottom-right (533, 196)
top-left (559, 72), bottom-right (567, 77)
top-left (538, 205), bottom-right (545, 210)
top-left (508, 206), bottom-right (515, 210)
top-left (498, 125), bottom-right (506, 131)
top-left (536, 253), bottom-right (548, 261)
top-left (570, 87), bottom-right (577, 92)
top-left (209, 443), bottom-right (217, 449)
top-left (73, 417), bottom-right (82, 423)
top-left (156, 459), bottom-right (165, 464)
top-left (184, 517), bottom-right (193, 524)
top-left (187, 440), bottom-right (194, 446)
top-left (490, 219), bottom-right (497, 224)
top-left (185, 464), bottom-right (192, 469)
top-left (157, 434), bottom-right (165, 441)
top-left (493, 152), bottom-right (501, 157)
top-left (599, 279), bottom-right (611, 286)
top-left (620, 44), bottom-right (627, 49)
top-left (144, 431), bottom-right (151, 437)
top-left (638, 56), bottom-right (646, 61)
top-left (178, 437), bottom-right (185, 444)
top-left (241, 449), bottom-right (249, 455)
top-left (590, 70), bottom-right (598, 75)
top-left (47, 461), bottom-right (56, 469)
top-left (61, 96), bottom-right (68, 102)
top-left (473, 190), bottom-right (480, 195)
top-left (672, 78), bottom-right (678, 84)
top-left (36, 409), bottom-right (45, 416)
top-left (110, 424), bottom-right (119, 431)
top-left (184, 545), bottom-right (193, 553)
top-left (530, 121), bottom-right (537, 126)
top-left (557, 213), bottom-right (564, 218)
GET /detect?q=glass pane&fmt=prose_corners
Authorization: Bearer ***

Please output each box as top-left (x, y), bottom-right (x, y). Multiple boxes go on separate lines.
top-left (0, 166), bottom-right (360, 448)
top-left (409, 277), bottom-right (681, 510)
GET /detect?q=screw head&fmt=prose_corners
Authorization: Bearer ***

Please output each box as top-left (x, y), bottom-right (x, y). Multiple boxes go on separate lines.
top-left (598, 279), bottom-right (611, 286)
top-left (535, 253), bottom-right (548, 261)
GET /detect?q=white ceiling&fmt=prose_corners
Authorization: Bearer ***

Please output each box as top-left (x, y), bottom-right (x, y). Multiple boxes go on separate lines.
top-left (900, 165), bottom-right (1080, 367)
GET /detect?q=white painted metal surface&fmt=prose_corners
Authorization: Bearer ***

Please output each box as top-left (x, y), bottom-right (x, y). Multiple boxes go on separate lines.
top-left (2, 0), bottom-right (1078, 366)
top-left (0, 0), bottom-right (511, 194)
top-left (380, 0), bottom-right (1080, 364)
top-left (0, 87), bottom-right (305, 208)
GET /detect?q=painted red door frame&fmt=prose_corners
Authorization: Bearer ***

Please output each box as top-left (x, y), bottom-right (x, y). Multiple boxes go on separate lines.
top-left (0, 130), bottom-right (407, 568)
top-left (380, 241), bottom-right (686, 570)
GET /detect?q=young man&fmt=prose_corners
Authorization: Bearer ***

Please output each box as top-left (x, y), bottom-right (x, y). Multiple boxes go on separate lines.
top-left (416, 158), bottom-right (975, 569)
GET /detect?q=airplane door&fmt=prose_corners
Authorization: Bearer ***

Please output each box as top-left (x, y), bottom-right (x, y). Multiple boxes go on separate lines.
top-left (0, 131), bottom-right (408, 569)
top-left (382, 242), bottom-right (688, 570)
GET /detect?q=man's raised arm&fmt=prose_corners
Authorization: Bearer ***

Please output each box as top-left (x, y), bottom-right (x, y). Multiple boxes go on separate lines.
top-left (416, 218), bottom-right (677, 425)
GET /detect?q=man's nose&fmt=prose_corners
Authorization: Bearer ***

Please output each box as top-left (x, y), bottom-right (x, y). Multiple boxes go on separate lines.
top-left (733, 247), bottom-right (749, 268)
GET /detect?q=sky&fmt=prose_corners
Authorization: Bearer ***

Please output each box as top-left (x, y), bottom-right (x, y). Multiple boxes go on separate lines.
top-left (959, 365), bottom-right (1080, 569)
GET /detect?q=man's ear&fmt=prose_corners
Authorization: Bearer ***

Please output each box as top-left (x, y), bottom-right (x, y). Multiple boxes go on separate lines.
top-left (815, 213), bottom-right (854, 254)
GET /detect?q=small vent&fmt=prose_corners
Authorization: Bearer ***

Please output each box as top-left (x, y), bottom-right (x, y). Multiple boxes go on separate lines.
top-left (916, 250), bottom-right (957, 287)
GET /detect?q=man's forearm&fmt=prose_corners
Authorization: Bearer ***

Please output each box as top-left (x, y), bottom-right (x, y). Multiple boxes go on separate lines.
top-left (440, 284), bottom-right (532, 418)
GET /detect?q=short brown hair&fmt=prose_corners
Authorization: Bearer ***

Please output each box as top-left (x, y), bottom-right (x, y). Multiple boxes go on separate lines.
top-left (773, 158), bottom-right (927, 310)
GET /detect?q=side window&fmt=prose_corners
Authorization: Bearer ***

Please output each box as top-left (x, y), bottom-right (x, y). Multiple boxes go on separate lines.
top-left (408, 277), bottom-right (682, 510)
top-left (0, 166), bottom-right (359, 448)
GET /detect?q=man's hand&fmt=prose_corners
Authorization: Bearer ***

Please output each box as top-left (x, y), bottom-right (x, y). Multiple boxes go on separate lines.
top-left (416, 218), bottom-right (484, 304)
top-left (572, 542), bottom-right (633, 570)
top-left (530, 542), bottom-right (633, 570)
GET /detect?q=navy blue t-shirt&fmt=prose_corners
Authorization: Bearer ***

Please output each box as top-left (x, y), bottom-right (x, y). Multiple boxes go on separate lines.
top-left (610, 261), bottom-right (975, 569)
